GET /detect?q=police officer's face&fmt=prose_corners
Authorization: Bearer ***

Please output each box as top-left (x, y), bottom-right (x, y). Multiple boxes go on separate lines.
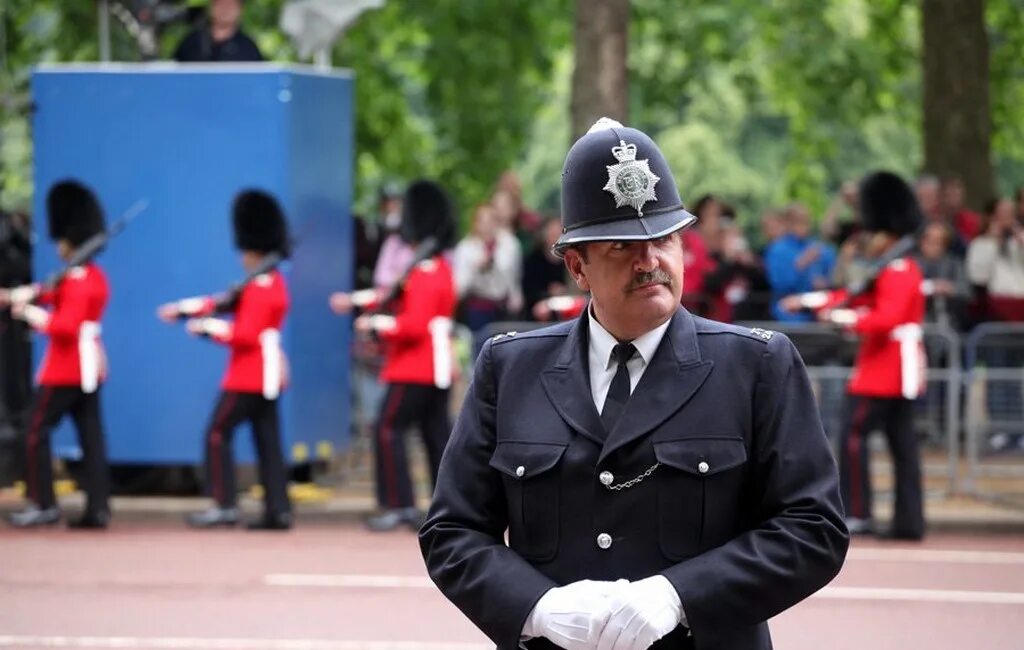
top-left (565, 232), bottom-right (684, 339)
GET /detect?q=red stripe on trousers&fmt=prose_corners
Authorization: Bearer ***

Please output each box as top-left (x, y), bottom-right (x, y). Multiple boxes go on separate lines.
top-left (846, 399), bottom-right (870, 519)
top-left (25, 388), bottom-right (52, 504)
top-left (378, 385), bottom-right (406, 508)
top-left (209, 395), bottom-right (237, 505)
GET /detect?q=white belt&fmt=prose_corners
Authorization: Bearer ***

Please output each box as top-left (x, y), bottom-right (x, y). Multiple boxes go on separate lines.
top-left (79, 321), bottom-right (102, 394)
top-left (259, 328), bottom-right (283, 400)
top-left (428, 317), bottom-right (453, 390)
top-left (891, 323), bottom-right (924, 399)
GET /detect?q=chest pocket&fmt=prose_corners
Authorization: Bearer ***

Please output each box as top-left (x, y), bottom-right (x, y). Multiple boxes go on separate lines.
top-left (653, 437), bottom-right (748, 560)
top-left (489, 441), bottom-right (567, 562)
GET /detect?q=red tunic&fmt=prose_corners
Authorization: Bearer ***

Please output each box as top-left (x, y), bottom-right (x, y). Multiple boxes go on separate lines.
top-left (378, 257), bottom-right (456, 388)
top-left (33, 264), bottom-right (109, 390)
top-left (187, 271), bottom-right (290, 397)
top-left (818, 258), bottom-right (927, 399)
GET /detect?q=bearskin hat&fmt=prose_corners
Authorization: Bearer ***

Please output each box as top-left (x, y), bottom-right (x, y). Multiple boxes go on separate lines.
top-left (46, 180), bottom-right (106, 246)
top-left (399, 179), bottom-right (455, 249)
top-left (232, 189), bottom-right (290, 256)
top-left (859, 171), bottom-right (923, 236)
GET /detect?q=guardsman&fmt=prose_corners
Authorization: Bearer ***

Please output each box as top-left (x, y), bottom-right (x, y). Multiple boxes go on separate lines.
top-left (330, 180), bottom-right (456, 532)
top-left (158, 190), bottom-right (292, 530)
top-left (782, 171), bottom-right (926, 540)
top-left (420, 119), bottom-right (847, 649)
top-left (3, 181), bottom-right (112, 529)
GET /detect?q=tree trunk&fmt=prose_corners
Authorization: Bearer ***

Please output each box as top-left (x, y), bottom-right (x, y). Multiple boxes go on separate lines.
top-left (570, 0), bottom-right (629, 142)
top-left (922, 0), bottom-right (993, 210)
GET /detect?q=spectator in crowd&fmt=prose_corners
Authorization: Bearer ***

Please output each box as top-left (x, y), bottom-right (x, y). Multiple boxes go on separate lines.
top-left (520, 216), bottom-right (567, 319)
top-left (174, 0), bottom-right (263, 62)
top-left (693, 194), bottom-right (723, 255)
top-left (967, 197), bottom-right (1024, 320)
top-left (493, 172), bottom-right (542, 250)
top-left (820, 180), bottom-right (861, 245)
top-left (917, 174), bottom-right (965, 256)
top-left (703, 218), bottom-right (771, 322)
top-left (966, 197), bottom-right (1024, 451)
top-left (677, 195), bottom-right (717, 314)
top-left (354, 183), bottom-right (402, 290)
top-left (1016, 185), bottom-right (1024, 223)
top-left (453, 203), bottom-right (523, 337)
top-left (765, 203), bottom-right (836, 321)
top-left (757, 208), bottom-right (786, 257)
top-left (915, 222), bottom-right (971, 331)
top-left (831, 230), bottom-right (872, 291)
top-left (942, 175), bottom-right (982, 244)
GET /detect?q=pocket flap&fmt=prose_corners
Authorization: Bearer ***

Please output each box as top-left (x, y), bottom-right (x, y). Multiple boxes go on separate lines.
top-left (653, 438), bottom-right (747, 477)
top-left (489, 441), bottom-right (568, 479)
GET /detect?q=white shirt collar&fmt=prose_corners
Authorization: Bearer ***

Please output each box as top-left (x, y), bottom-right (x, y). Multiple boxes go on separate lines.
top-left (588, 307), bottom-right (672, 371)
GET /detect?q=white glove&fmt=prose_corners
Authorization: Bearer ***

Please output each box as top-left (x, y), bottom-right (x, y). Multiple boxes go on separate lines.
top-left (596, 575), bottom-right (683, 650)
top-left (523, 579), bottom-right (622, 650)
top-left (13, 303), bottom-right (49, 329)
top-left (185, 317), bottom-right (232, 338)
top-left (9, 284), bottom-right (40, 306)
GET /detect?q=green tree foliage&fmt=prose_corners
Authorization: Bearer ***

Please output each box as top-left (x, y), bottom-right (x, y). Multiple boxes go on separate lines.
top-left (3, 0), bottom-right (1023, 223)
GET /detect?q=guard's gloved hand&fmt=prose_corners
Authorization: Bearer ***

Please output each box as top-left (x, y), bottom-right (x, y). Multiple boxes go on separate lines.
top-left (185, 317), bottom-right (231, 339)
top-left (596, 575), bottom-right (684, 650)
top-left (522, 579), bottom-right (621, 650)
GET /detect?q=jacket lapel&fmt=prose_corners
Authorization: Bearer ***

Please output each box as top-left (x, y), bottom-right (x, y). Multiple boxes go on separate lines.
top-left (598, 308), bottom-right (713, 464)
top-left (540, 314), bottom-right (607, 447)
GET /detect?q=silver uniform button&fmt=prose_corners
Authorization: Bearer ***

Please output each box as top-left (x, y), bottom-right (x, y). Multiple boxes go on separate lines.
top-left (515, 465), bottom-right (525, 478)
top-left (599, 471), bottom-right (614, 486)
top-left (596, 533), bottom-right (613, 550)
top-left (698, 461), bottom-right (710, 474)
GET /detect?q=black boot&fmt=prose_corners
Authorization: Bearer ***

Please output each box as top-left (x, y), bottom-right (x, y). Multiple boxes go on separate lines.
top-left (186, 507), bottom-right (239, 529)
top-left (366, 507), bottom-right (424, 532)
top-left (246, 511), bottom-right (292, 531)
top-left (68, 510), bottom-right (110, 530)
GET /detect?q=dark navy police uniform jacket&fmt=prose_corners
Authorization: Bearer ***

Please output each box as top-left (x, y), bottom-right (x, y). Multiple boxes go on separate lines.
top-left (420, 308), bottom-right (848, 649)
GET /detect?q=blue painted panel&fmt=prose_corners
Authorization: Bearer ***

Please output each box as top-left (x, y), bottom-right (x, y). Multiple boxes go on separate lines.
top-left (30, 65), bottom-right (352, 466)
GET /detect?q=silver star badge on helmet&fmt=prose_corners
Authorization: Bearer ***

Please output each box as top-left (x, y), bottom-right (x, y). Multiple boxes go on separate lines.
top-left (603, 140), bottom-right (660, 216)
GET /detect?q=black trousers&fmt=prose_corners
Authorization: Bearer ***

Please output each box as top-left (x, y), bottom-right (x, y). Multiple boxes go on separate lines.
top-left (375, 383), bottom-right (450, 509)
top-left (839, 394), bottom-right (925, 536)
top-left (23, 385), bottom-right (109, 514)
top-left (203, 391), bottom-right (291, 516)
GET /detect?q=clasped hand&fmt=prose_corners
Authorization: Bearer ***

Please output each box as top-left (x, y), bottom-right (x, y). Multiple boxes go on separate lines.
top-left (524, 576), bottom-right (683, 650)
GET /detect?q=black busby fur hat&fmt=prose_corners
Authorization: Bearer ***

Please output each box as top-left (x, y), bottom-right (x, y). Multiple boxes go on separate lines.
top-left (399, 180), bottom-right (455, 249)
top-left (859, 171), bottom-right (923, 237)
top-left (232, 189), bottom-right (290, 256)
top-left (47, 180), bottom-right (106, 246)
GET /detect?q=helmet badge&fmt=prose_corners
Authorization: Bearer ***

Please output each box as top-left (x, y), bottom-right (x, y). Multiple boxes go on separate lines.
top-left (602, 140), bottom-right (660, 217)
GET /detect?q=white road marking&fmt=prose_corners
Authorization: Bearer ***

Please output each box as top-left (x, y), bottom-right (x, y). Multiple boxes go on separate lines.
top-left (846, 548), bottom-right (1024, 565)
top-left (0, 638), bottom-right (488, 650)
top-left (814, 586), bottom-right (1024, 605)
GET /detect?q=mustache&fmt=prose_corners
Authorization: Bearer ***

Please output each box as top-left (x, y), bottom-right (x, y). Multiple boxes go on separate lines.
top-left (626, 269), bottom-right (673, 292)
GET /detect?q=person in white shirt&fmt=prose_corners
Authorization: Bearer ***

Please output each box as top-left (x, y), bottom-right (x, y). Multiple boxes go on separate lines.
top-left (453, 202), bottom-right (524, 336)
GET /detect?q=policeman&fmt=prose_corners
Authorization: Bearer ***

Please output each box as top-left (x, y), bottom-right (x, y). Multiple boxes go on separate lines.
top-left (3, 181), bottom-right (112, 529)
top-left (420, 119), bottom-right (848, 649)
top-left (158, 190), bottom-right (293, 530)
top-left (782, 171), bottom-right (926, 540)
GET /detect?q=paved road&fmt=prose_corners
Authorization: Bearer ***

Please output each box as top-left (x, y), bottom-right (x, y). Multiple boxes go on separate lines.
top-left (1, 522), bottom-right (1022, 649)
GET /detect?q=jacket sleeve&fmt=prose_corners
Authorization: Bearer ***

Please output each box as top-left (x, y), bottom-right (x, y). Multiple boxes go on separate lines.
top-left (660, 334), bottom-right (848, 640)
top-left (850, 267), bottom-right (916, 335)
top-left (40, 276), bottom-right (91, 340)
top-left (419, 338), bottom-right (558, 649)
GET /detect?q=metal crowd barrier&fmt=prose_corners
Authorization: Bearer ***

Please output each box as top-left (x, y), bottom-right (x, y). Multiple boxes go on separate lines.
top-left (962, 323), bottom-right (1024, 506)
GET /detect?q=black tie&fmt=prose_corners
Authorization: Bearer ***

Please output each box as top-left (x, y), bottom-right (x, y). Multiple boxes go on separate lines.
top-left (601, 342), bottom-right (637, 433)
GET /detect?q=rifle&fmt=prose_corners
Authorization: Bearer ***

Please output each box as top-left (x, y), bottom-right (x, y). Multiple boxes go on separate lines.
top-left (3, 199), bottom-right (147, 307)
top-left (364, 236), bottom-right (439, 316)
top-left (205, 251), bottom-right (285, 315)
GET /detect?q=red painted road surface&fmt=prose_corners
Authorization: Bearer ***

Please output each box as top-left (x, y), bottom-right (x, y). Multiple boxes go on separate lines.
top-left (1, 522), bottom-right (1022, 649)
